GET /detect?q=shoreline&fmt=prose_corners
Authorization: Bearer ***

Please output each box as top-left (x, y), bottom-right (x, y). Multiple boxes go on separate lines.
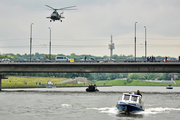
top-left (1, 85), bottom-right (112, 89)
top-left (2, 85), bottom-right (179, 89)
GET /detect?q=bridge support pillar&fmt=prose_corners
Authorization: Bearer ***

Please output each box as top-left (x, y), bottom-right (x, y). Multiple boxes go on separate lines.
top-left (0, 75), bottom-right (8, 91)
top-left (0, 78), bottom-right (1, 91)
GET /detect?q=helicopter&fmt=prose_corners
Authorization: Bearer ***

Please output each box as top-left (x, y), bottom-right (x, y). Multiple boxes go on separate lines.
top-left (45, 5), bottom-right (77, 22)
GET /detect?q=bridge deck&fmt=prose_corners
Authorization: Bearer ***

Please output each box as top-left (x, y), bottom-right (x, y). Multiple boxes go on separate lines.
top-left (0, 62), bottom-right (180, 73)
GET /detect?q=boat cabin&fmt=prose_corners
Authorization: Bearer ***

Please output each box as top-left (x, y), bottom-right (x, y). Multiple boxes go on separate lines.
top-left (121, 92), bottom-right (143, 104)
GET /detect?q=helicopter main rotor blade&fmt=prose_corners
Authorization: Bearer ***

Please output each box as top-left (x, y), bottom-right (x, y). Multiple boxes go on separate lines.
top-left (57, 6), bottom-right (77, 10)
top-left (59, 9), bottom-right (78, 10)
top-left (45, 5), bottom-right (55, 10)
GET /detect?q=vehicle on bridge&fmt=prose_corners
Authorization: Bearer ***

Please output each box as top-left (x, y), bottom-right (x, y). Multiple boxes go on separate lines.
top-left (17, 58), bottom-right (27, 62)
top-left (124, 57), bottom-right (135, 62)
top-left (80, 58), bottom-right (98, 62)
top-left (167, 57), bottom-right (178, 62)
top-left (103, 58), bottom-right (116, 62)
top-left (1, 58), bottom-right (11, 62)
top-left (39, 58), bottom-right (49, 62)
top-left (55, 56), bottom-right (70, 62)
top-left (31, 58), bottom-right (40, 61)
top-left (162, 57), bottom-right (178, 62)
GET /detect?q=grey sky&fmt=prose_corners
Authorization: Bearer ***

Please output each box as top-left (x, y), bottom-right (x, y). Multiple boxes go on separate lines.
top-left (0, 0), bottom-right (180, 57)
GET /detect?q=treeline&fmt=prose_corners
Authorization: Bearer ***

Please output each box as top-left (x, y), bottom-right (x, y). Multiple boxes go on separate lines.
top-left (127, 73), bottom-right (180, 80)
top-left (1, 52), bottom-right (167, 61)
top-left (88, 73), bottom-right (180, 81)
top-left (3, 73), bottom-right (180, 81)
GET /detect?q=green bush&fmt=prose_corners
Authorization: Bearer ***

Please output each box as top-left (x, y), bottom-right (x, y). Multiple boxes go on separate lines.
top-left (127, 78), bottom-right (133, 83)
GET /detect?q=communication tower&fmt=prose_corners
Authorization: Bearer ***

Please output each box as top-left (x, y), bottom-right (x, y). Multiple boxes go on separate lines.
top-left (109, 35), bottom-right (115, 57)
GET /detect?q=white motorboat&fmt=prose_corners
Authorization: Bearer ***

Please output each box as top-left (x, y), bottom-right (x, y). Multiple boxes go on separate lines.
top-left (166, 85), bottom-right (173, 89)
top-left (116, 92), bottom-right (145, 113)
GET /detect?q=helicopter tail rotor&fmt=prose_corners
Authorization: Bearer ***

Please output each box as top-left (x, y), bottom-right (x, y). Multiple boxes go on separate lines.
top-left (59, 11), bottom-right (63, 16)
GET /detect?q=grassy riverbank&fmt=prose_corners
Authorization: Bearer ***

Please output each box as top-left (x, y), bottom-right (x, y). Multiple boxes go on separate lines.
top-left (1, 76), bottom-right (180, 88)
top-left (1, 76), bottom-right (66, 88)
top-left (94, 79), bottom-right (180, 86)
top-left (1, 76), bottom-right (100, 88)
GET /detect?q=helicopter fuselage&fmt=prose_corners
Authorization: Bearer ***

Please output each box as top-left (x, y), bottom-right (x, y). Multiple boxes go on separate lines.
top-left (50, 12), bottom-right (60, 20)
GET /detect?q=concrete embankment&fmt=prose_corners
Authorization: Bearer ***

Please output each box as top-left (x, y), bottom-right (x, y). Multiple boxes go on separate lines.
top-left (55, 77), bottom-right (94, 85)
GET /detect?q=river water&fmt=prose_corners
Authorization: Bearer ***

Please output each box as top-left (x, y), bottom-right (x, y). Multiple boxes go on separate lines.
top-left (1, 86), bottom-right (180, 120)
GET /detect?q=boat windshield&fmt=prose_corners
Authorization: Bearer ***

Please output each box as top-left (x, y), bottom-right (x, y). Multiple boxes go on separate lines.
top-left (131, 96), bottom-right (138, 102)
top-left (124, 95), bottom-right (130, 100)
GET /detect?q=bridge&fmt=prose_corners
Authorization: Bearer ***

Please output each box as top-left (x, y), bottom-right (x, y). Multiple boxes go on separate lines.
top-left (0, 62), bottom-right (180, 73)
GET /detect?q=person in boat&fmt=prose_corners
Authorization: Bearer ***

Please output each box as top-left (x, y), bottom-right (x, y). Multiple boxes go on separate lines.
top-left (137, 90), bottom-right (142, 97)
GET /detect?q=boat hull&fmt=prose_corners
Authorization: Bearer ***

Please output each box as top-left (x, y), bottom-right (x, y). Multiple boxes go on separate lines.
top-left (46, 86), bottom-right (56, 88)
top-left (166, 87), bottom-right (173, 89)
top-left (116, 102), bottom-right (144, 113)
top-left (86, 88), bottom-right (99, 92)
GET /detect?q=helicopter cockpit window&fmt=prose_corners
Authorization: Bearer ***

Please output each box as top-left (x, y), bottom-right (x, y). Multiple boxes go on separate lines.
top-left (51, 13), bottom-right (57, 16)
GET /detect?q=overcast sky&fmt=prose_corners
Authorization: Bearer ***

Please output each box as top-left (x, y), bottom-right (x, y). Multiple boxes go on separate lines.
top-left (0, 0), bottom-right (180, 57)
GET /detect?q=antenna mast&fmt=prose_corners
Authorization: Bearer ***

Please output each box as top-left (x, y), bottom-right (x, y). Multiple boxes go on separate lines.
top-left (109, 35), bottom-right (115, 57)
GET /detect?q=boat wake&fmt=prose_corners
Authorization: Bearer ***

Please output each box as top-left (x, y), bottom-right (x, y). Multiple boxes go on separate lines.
top-left (137, 107), bottom-right (180, 115)
top-left (87, 107), bottom-right (180, 116)
top-left (87, 107), bottom-right (118, 115)
top-left (61, 104), bottom-right (72, 108)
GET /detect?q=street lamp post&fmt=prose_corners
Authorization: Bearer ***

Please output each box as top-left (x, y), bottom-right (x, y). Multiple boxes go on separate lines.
top-left (49, 27), bottom-right (51, 60)
top-left (135, 22), bottom-right (137, 62)
top-left (30, 23), bottom-right (33, 62)
top-left (144, 26), bottom-right (147, 60)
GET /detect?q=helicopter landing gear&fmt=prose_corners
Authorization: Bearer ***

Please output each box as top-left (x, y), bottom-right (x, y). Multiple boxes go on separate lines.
top-left (50, 20), bottom-right (52, 22)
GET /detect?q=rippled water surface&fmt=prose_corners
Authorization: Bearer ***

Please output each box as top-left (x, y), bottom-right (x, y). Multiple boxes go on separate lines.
top-left (1, 86), bottom-right (180, 120)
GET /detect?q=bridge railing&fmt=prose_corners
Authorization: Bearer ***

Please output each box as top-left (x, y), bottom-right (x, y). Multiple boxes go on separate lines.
top-left (0, 60), bottom-right (179, 63)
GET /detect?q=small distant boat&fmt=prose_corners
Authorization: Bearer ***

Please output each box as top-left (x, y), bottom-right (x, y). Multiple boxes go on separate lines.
top-left (86, 85), bottom-right (99, 92)
top-left (46, 80), bottom-right (56, 88)
top-left (166, 85), bottom-right (173, 89)
top-left (116, 92), bottom-right (144, 113)
top-left (46, 84), bottom-right (56, 88)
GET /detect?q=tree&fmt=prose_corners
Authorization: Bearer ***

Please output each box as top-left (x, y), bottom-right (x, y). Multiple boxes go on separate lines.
top-left (138, 74), bottom-right (145, 80)
top-left (127, 77), bottom-right (133, 83)
top-left (112, 54), bottom-right (118, 59)
top-left (129, 73), bottom-right (139, 80)
top-left (163, 73), bottom-right (173, 80)
top-left (109, 73), bottom-right (118, 80)
top-left (35, 52), bottom-right (40, 58)
top-left (45, 54), bottom-right (49, 58)
top-left (147, 73), bottom-right (158, 80)
top-left (177, 73), bottom-right (180, 80)
top-left (122, 73), bottom-right (128, 78)
top-left (118, 73), bottom-right (123, 78)
top-left (174, 76), bottom-right (179, 80)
